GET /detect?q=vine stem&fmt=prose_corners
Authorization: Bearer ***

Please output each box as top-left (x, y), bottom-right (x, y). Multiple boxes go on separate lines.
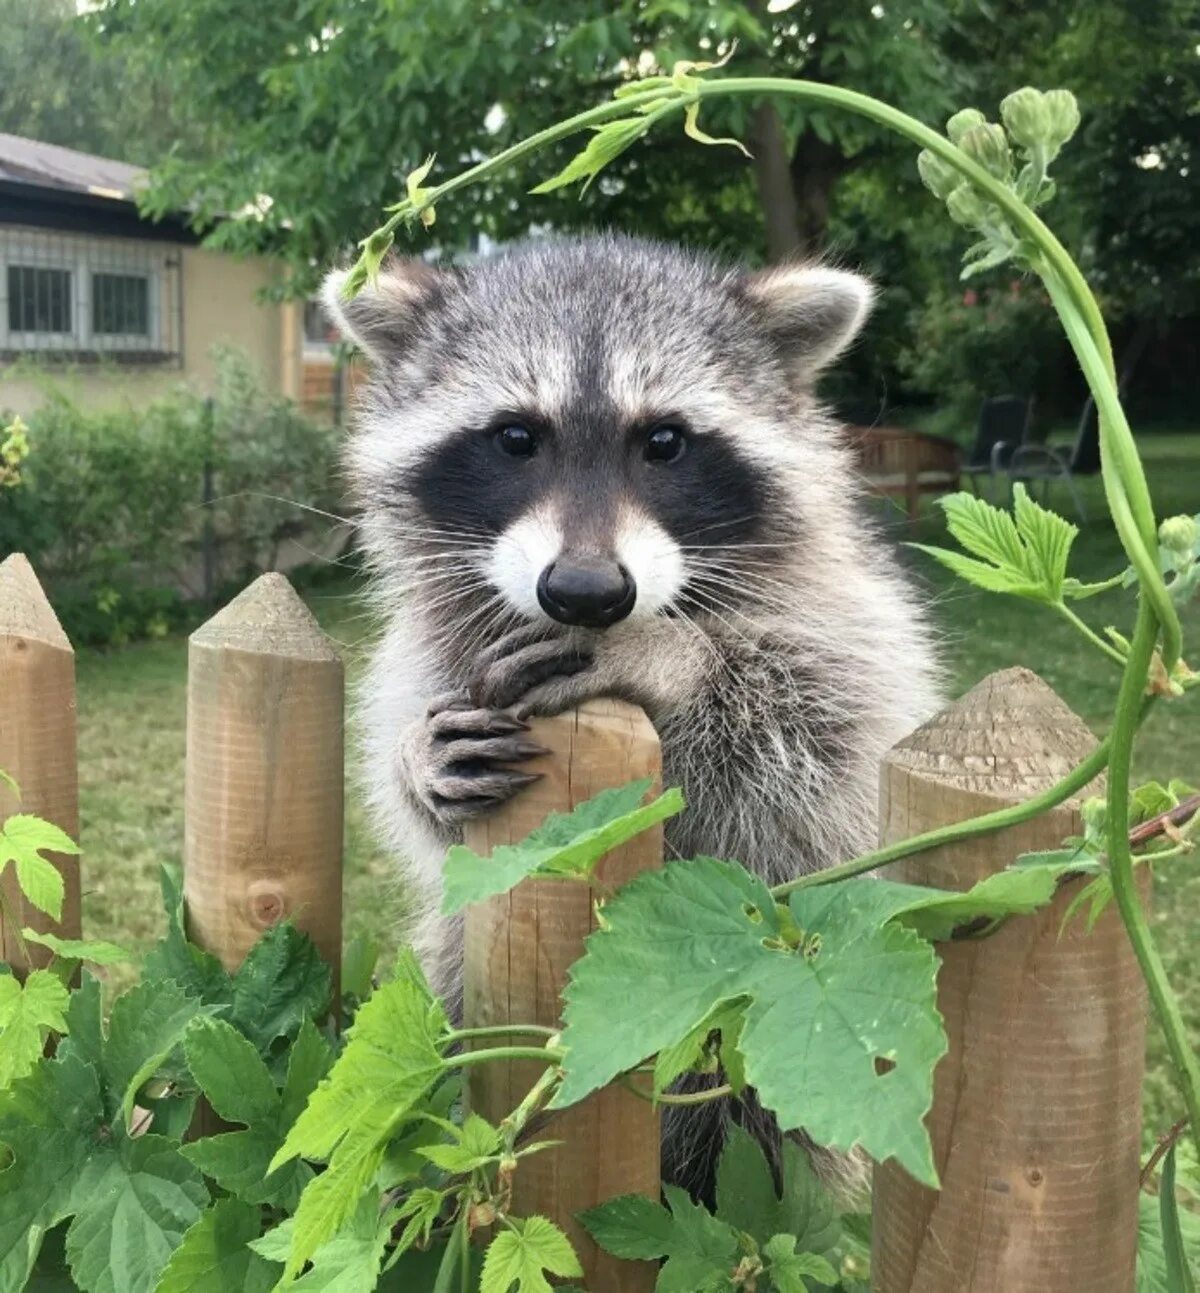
top-left (619, 1075), bottom-right (734, 1106)
top-left (771, 735), bottom-right (1113, 898)
top-left (1106, 602), bottom-right (1200, 1161)
top-left (1055, 602), bottom-right (1128, 667)
top-left (446, 1024), bottom-right (559, 1044)
top-left (443, 1046), bottom-right (565, 1071)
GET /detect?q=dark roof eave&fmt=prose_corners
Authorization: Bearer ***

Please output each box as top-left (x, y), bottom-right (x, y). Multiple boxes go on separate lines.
top-left (0, 178), bottom-right (210, 245)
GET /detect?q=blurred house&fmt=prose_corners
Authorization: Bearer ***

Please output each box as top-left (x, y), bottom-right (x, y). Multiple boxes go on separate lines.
top-left (0, 132), bottom-right (307, 415)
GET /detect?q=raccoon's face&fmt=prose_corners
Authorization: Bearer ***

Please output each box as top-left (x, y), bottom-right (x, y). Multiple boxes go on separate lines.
top-left (327, 236), bottom-right (871, 637)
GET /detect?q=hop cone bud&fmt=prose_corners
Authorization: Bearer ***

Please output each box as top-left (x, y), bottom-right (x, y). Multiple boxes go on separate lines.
top-left (1043, 89), bottom-right (1081, 148)
top-left (946, 108), bottom-right (987, 145)
top-left (917, 150), bottom-right (959, 200)
top-left (1160, 514), bottom-right (1198, 558)
top-left (946, 183), bottom-right (988, 228)
top-left (1000, 87), bottom-right (1049, 149)
top-left (958, 123), bottom-right (1013, 180)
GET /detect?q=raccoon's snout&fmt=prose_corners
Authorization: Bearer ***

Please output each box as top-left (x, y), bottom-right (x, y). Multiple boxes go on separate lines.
top-left (537, 557), bottom-right (636, 629)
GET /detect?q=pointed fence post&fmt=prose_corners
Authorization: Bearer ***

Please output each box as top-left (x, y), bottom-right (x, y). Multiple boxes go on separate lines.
top-left (872, 667), bottom-right (1147, 1292)
top-left (185, 574), bottom-right (344, 995)
top-left (0, 554), bottom-right (81, 972)
top-left (464, 699), bottom-right (663, 1293)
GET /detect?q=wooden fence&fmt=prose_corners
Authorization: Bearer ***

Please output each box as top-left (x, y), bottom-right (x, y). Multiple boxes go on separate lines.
top-left (0, 552), bottom-right (1148, 1292)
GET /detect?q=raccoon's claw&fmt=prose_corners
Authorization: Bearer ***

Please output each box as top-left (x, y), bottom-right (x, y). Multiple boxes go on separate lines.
top-left (403, 694), bottom-right (548, 826)
top-left (468, 632), bottom-right (594, 711)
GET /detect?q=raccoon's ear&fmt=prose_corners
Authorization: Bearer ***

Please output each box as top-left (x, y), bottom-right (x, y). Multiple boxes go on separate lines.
top-left (321, 259), bottom-right (445, 364)
top-left (741, 265), bottom-right (874, 377)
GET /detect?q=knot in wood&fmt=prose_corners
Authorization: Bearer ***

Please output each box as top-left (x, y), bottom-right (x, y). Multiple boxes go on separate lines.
top-left (247, 880), bottom-right (288, 928)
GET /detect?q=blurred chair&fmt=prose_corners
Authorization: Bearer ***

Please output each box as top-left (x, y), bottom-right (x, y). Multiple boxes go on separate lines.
top-left (1008, 398), bottom-right (1100, 521)
top-left (961, 396), bottom-right (1034, 500)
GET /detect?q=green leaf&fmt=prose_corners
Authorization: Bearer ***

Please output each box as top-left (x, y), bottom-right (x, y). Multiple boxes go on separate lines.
top-left (801, 865), bottom-right (1075, 944)
top-left (1161, 1145), bottom-right (1197, 1293)
top-left (530, 116), bottom-right (650, 193)
top-left (64, 1133), bottom-right (208, 1293)
top-left (555, 857), bottom-right (946, 1185)
top-left (417, 1111), bottom-right (501, 1173)
top-left (714, 1124), bottom-right (840, 1258)
top-left (0, 1057), bottom-right (103, 1264)
top-left (657, 1186), bottom-right (740, 1293)
top-left (155, 1199), bottom-right (279, 1293)
top-left (271, 951), bottom-right (449, 1278)
top-left (762, 1234), bottom-right (838, 1292)
top-left (480, 1215), bottom-right (582, 1293)
top-left (103, 979), bottom-right (213, 1126)
top-left (58, 972), bottom-right (104, 1072)
top-left (20, 930), bottom-right (131, 965)
top-left (682, 101), bottom-right (751, 156)
top-left (229, 922), bottom-right (333, 1053)
top-left (1139, 1191), bottom-right (1200, 1292)
top-left (0, 814), bottom-right (78, 920)
top-left (442, 781), bottom-right (683, 914)
top-left (0, 1225), bottom-right (42, 1293)
top-left (0, 970), bottom-right (69, 1087)
top-left (182, 1018), bottom-right (329, 1211)
top-left (390, 1187), bottom-right (449, 1261)
top-left (252, 1195), bottom-right (393, 1291)
top-left (342, 932), bottom-right (379, 1003)
top-left (143, 867), bottom-right (232, 1007)
top-left (652, 999), bottom-right (744, 1097)
top-left (908, 544), bottom-right (1044, 597)
top-left (914, 487), bottom-right (1080, 606)
top-left (184, 1017), bottom-right (277, 1124)
top-left (281, 1017), bottom-right (336, 1125)
top-left (1063, 573), bottom-right (1125, 600)
top-left (577, 1194), bottom-right (676, 1261)
top-left (1012, 483), bottom-right (1076, 602)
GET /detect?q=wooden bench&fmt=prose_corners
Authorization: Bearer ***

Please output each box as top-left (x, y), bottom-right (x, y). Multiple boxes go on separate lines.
top-left (844, 424), bottom-right (962, 525)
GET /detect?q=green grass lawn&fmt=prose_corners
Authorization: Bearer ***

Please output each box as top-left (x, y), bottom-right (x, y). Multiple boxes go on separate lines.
top-left (69, 431), bottom-right (1198, 1141)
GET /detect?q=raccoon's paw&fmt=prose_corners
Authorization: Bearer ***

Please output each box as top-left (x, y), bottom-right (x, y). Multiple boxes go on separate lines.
top-left (467, 626), bottom-right (594, 713)
top-left (401, 691), bottom-right (549, 825)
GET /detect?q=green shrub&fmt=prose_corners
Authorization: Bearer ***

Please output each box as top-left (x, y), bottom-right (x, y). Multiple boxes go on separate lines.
top-left (895, 279), bottom-right (1065, 439)
top-left (0, 349), bottom-right (342, 646)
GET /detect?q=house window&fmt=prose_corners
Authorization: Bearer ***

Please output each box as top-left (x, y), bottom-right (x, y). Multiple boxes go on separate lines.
top-left (7, 265), bottom-right (72, 335)
top-left (0, 227), bottom-right (181, 363)
top-left (92, 272), bottom-right (150, 337)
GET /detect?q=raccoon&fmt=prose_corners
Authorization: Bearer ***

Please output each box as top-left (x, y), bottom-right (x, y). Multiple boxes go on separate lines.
top-left (324, 233), bottom-right (941, 1194)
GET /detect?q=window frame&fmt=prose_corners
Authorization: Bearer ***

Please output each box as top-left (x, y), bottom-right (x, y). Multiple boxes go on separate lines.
top-left (0, 231), bottom-right (164, 356)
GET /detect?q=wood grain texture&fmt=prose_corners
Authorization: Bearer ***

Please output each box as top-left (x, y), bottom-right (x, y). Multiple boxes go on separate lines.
top-left (184, 574), bottom-right (344, 993)
top-left (0, 554), bottom-right (80, 972)
top-left (464, 699), bottom-right (662, 1293)
top-left (871, 667), bottom-right (1146, 1292)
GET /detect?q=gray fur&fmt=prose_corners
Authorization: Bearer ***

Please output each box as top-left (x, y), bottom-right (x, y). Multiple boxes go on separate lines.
top-left (327, 234), bottom-right (942, 1196)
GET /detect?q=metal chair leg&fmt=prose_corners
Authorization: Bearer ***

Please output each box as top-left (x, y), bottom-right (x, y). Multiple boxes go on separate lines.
top-left (1063, 472), bottom-right (1087, 523)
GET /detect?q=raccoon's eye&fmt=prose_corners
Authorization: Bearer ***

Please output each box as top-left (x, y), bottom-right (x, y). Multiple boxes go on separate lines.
top-left (494, 423), bottom-right (537, 458)
top-left (644, 424), bottom-right (688, 464)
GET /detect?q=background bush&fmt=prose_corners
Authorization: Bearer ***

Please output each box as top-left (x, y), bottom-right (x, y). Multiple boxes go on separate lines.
top-left (895, 280), bottom-right (1067, 439)
top-left (0, 349), bottom-right (343, 646)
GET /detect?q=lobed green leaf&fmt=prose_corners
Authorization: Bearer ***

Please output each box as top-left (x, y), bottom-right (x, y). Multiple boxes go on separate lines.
top-left (555, 857), bottom-right (945, 1185)
top-left (480, 1215), bottom-right (582, 1293)
top-left (441, 780), bottom-right (683, 915)
top-left (0, 970), bottom-right (69, 1088)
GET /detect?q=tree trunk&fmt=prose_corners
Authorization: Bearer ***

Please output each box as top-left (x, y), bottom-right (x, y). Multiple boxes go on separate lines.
top-left (750, 101), bottom-right (803, 262)
top-left (789, 127), bottom-right (850, 255)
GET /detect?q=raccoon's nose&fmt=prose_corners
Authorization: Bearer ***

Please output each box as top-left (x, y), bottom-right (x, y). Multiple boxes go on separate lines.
top-left (537, 558), bottom-right (636, 628)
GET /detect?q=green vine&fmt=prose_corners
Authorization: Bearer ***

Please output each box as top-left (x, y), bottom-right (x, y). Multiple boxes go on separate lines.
top-left (350, 66), bottom-right (1198, 1165)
